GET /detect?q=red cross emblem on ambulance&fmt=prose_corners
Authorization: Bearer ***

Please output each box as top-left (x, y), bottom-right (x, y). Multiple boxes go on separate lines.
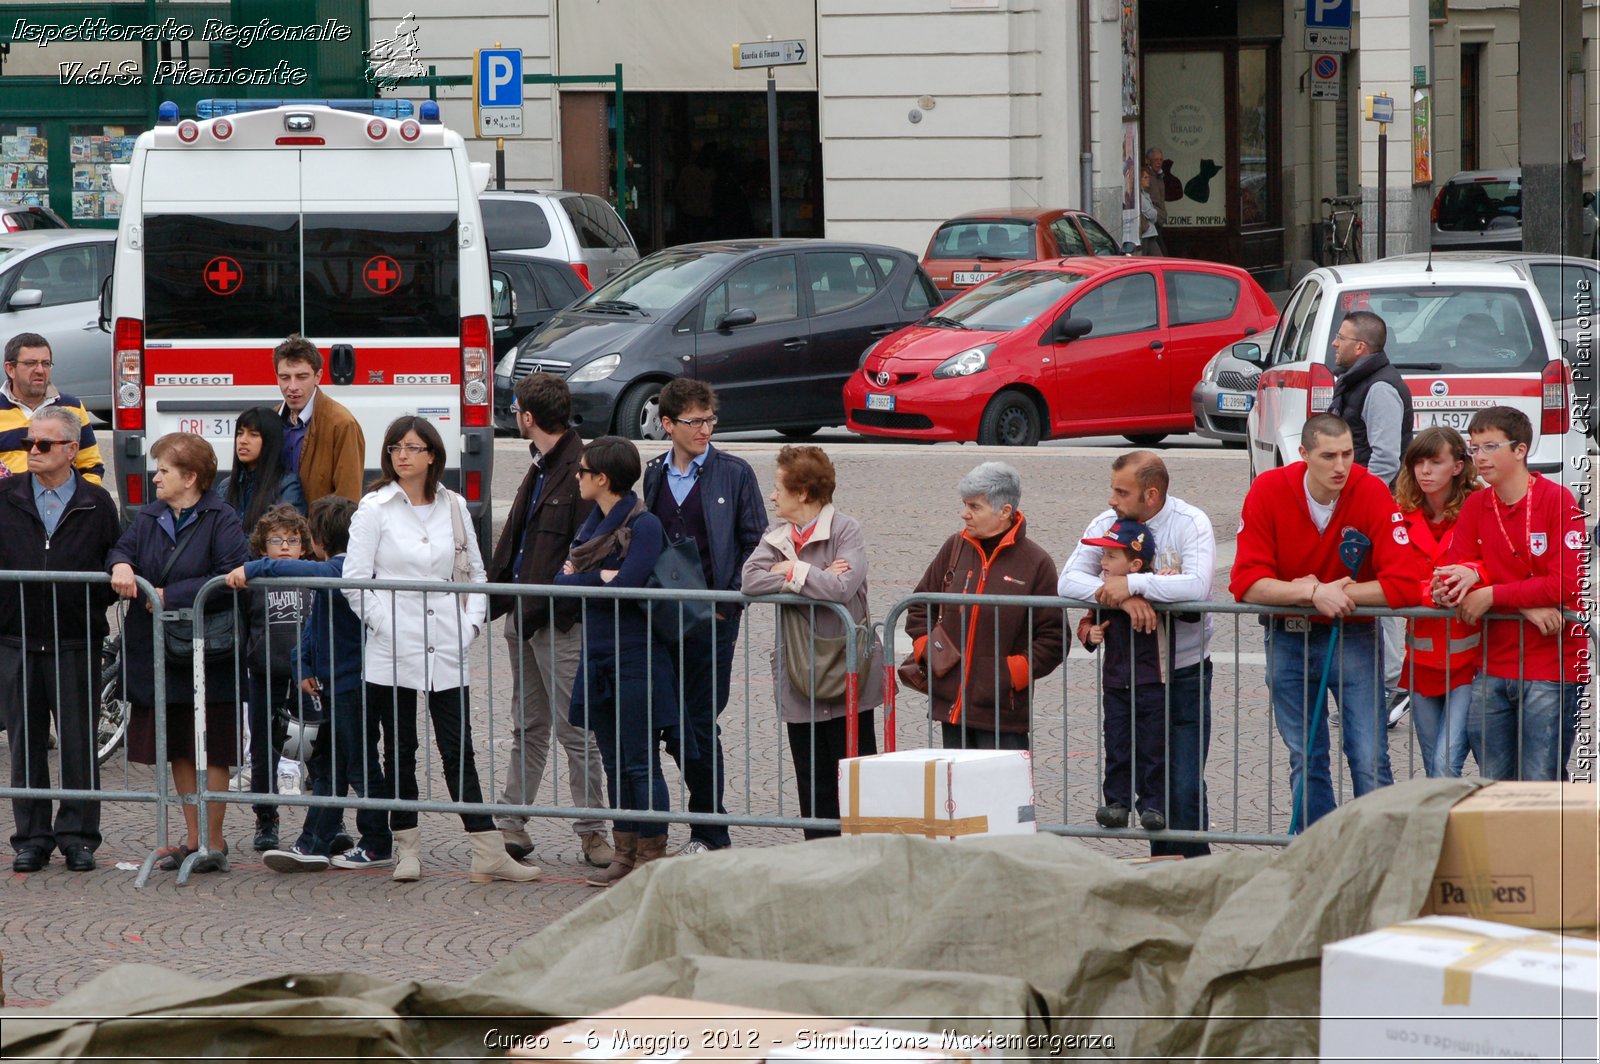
top-left (204, 256), bottom-right (243, 296)
top-left (363, 255), bottom-right (402, 295)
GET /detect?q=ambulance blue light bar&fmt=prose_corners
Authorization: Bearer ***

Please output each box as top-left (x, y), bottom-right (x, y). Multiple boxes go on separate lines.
top-left (194, 99), bottom-right (415, 120)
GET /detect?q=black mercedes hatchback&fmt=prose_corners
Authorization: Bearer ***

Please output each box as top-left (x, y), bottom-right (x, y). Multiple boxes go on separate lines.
top-left (495, 239), bottom-right (941, 439)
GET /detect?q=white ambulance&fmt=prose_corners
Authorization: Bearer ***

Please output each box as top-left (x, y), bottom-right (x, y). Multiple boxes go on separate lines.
top-left (1241, 259), bottom-right (1583, 481)
top-left (107, 98), bottom-right (495, 542)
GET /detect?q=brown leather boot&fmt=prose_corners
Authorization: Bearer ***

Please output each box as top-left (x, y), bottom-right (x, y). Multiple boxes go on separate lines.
top-left (633, 834), bottom-right (668, 869)
top-left (585, 831), bottom-right (637, 888)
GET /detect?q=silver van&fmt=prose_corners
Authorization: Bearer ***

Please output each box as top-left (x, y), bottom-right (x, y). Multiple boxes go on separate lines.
top-left (480, 190), bottom-right (639, 291)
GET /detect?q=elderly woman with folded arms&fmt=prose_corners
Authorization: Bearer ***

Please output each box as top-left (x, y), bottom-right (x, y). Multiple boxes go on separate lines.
top-left (741, 446), bottom-right (882, 839)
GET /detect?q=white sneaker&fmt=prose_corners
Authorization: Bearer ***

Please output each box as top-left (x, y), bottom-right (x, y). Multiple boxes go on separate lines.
top-left (228, 766), bottom-right (252, 792)
top-left (276, 757), bottom-right (303, 797)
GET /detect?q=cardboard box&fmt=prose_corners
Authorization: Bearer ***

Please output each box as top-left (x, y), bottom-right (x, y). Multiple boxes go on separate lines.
top-left (1321, 916), bottom-right (1598, 1063)
top-left (766, 1026), bottom-right (993, 1061)
top-left (838, 749), bottom-right (1036, 840)
top-left (1421, 782), bottom-right (1598, 931)
top-left (507, 995), bottom-right (851, 1060)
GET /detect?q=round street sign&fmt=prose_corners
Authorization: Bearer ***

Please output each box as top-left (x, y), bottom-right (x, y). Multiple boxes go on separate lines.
top-left (1315, 55), bottom-right (1339, 81)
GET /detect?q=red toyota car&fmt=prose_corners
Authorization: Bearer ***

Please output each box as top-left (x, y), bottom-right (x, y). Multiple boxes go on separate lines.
top-left (844, 257), bottom-right (1277, 446)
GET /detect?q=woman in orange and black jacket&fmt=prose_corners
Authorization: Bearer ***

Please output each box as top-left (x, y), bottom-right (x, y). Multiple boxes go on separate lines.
top-left (905, 462), bottom-right (1064, 749)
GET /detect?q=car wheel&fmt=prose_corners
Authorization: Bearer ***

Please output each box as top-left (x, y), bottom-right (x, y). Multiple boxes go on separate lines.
top-left (778, 425), bottom-right (822, 439)
top-left (1124, 434), bottom-right (1168, 446)
top-left (977, 391), bottom-right (1041, 447)
top-left (615, 382), bottom-right (667, 441)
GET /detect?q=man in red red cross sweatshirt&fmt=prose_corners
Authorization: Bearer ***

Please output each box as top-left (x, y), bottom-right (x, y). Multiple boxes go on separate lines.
top-left (1230, 413), bottom-right (1417, 831)
top-left (1433, 405), bottom-right (1586, 781)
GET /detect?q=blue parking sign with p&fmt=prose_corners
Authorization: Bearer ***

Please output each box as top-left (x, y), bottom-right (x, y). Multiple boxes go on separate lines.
top-left (1306, 0), bottom-right (1352, 30)
top-left (477, 48), bottom-right (523, 108)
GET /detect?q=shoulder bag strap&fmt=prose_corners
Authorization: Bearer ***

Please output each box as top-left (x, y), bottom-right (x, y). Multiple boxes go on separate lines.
top-left (153, 514), bottom-right (205, 587)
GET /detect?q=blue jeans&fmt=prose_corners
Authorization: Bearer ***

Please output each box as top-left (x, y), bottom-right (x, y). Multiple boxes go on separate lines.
top-left (1410, 684), bottom-right (1472, 779)
top-left (296, 686), bottom-right (391, 857)
top-left (1151, 658), bottom-right (1212, 858)
top-left (1267, 622), bottom-right (1392, 833)
top-left (1468, 675), bottom-right (1569, 781)
top-left (664, 616), bottom-right (739, 848)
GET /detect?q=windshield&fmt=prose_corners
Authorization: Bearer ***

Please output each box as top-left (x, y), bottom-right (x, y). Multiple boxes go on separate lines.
top-left (574, 250), bottom-right (733, 314)
top-left (936, 269), bottom-right (1088, 331)
top-left (1436, 179), bottom-right (1520, 232)
top-left (929, 221), bottom-right (1038, 260)
top-left (1335, 286), bottom-right (1546, 374)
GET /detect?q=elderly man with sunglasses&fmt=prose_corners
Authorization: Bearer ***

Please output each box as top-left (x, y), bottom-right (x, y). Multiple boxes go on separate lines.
top-left (0, 333), bottom-right (105, 484)
top-left (0, 407), bottom-right (122, 872)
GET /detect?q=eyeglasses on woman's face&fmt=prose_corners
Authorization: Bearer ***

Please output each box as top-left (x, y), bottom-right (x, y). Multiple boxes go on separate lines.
top-left (386, 443), bottom-right (430, 455)
top-left (576, 465), bottom-right (596, 477)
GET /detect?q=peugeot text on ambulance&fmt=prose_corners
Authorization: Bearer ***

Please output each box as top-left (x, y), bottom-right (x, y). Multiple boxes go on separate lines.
top-left (108, 98), bottom-right (495, 541)
top-left (1241, 259), bottom-right (1580, 480)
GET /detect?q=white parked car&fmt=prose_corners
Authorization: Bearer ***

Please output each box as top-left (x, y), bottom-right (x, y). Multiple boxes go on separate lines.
top-left (1239, 259), bottom-right (1582, 479)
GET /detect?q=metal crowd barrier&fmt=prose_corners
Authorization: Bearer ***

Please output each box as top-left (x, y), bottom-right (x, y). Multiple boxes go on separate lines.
top-left (0, 570), bottom-right (175, 887)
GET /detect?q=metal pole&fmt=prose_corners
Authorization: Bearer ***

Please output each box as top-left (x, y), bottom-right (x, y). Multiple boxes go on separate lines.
top-left (614, 63), bottom-right (627, 216)
top-left (767, 70), bottom-right (781, 237)
top-left (496, 137), bottom-right (506, 190)
top-left (1377, 123), bottom-right (1388, 259)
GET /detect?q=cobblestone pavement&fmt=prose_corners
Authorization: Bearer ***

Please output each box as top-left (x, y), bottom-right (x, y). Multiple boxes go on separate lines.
top-left (0, 432), bottom-right (1579, 1008)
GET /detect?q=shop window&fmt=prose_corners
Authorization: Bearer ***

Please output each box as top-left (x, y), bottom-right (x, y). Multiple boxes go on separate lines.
top-left (68, 126), bottom-right (136, 221)
top-left (1, 126), bottom-right (51, 210)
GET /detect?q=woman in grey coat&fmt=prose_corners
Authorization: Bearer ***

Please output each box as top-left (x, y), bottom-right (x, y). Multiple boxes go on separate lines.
top-left (741, 446), bottom-right (883, 839)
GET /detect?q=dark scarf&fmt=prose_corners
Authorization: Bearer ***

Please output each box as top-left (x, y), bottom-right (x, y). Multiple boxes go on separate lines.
top-left (567, 495), bottom-right (647, 573)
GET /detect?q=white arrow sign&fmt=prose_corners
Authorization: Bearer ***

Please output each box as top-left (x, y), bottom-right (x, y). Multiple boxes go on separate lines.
top-left (733, 39), bottom-right (808, 69)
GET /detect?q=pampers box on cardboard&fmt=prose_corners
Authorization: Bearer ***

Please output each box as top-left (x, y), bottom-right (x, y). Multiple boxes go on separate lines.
top-left (838, 749), bottom-right (1035, 840)
top-left (1421, 782), bottom-right (1598, 931)
top-left (1320, 916), bottom-right (1598, 1063)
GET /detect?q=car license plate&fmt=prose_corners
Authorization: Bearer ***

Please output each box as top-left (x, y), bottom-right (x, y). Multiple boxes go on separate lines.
top-left (865, 393), bottom-right (895, 412)
top-left (1416, 410), bottom-right (1472, 430)
top-left (175, 416), bottom-right (235, 439)
top-left (952, 271), bottom-right (996, 286)
top-left (1218, 393), bottom-right (1253, 413)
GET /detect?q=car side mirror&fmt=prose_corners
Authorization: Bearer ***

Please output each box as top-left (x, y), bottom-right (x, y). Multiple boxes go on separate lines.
top-left (1231, 341), bottom-right (1264, 365)
top-left (1121, 241), bottom-right (1138, 256)
top-left (490, 270), bottom-right (515, 327)
top-left (8, 287), bottom-right (43, 310)
top-left (98, 274), bottom-right (112, 332)
top-left (1053, 315), bottom-right (1093, 343)
top-left (717, 307), bottom-right (757, 330)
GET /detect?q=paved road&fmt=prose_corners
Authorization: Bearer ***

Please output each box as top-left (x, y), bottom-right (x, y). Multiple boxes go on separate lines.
top-left (0, 431), bottom-right (1588, 1008)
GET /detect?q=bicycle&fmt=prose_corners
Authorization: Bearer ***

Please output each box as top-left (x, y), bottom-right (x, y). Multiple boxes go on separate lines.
top-left (1321, 195), bottom-right (1364, 266)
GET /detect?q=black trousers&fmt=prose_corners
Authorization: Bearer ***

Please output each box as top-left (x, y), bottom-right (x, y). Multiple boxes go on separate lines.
top-left (940, 721), bottom-right (1030, 750)
top-left (787, 711), bottom-right (878, 840)
top-left (247, 665), bottom-right (293, 819)
top-left (368, 683), bottom-right (493, 833)
top-left (1, 644), bottom-right (100, 853)
top-left (1102, 682), bottom-right (1168, 815)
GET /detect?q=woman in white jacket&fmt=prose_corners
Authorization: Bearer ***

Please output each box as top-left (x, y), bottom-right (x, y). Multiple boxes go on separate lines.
top-left (342, 416), bottom-right (538, 885)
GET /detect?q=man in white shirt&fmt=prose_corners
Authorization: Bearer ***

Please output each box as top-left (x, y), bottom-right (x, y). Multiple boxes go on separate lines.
top-left (1059, 451), bottom-right (1215, 857)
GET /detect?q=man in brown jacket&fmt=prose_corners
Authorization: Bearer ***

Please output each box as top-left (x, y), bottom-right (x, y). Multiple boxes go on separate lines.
top-left (906, 461), bottom-right (1065, 748)
top-left (487, 373), bottom-right (612, 868)
top-left (273, 335), bottom-right (365, 503)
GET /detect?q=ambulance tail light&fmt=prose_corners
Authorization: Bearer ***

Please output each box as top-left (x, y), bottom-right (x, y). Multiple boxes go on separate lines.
top-left (570, 262), bottom-right (593, 290)
top-left (113, 318), bottom-right (144, 432)
top-left (463, 470), bottom-right (482, 501)
top-left (1542, 359), bottom-right (1571, 436)
top-left (461, 315), bottom-right (491, 428)
top-left (1308, 361), bottom-right (1336, 415)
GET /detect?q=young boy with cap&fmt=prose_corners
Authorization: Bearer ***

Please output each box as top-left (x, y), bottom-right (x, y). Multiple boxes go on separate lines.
top-left (1076, 518), bottom-right (1173, 832)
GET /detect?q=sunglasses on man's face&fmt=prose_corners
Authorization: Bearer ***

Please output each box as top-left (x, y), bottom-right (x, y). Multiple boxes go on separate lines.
top-left (22, 437), bottom-right (72, 453)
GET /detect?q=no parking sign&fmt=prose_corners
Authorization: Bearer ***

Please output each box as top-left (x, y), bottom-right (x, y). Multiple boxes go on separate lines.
top-left (1311, 54), bottom-right (1340, 101)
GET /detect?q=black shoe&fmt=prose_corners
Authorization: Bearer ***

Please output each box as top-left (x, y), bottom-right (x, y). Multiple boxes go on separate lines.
top-left (191, 842), bottom-right (230, 874)
top-left (330, 832), bottom-right (355, 856)
top-left (12, 845), bottom-right (48, 873)
top-left (253, 812), bottom-right (279, 852)
top-left (1095, 803), bottom-right (1131, 828)
top-left (1140, 808), bottom-right (1168, 832)
top-left (504, 840), bottom-right (535, 861)
top-left (63, 845), bottom-right (96, 872)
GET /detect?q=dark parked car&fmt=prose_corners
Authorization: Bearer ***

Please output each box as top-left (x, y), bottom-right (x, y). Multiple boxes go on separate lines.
top-left (507, 239), bottom-right (941, 439)
top-left (491, 251), bottom-right (591, 431)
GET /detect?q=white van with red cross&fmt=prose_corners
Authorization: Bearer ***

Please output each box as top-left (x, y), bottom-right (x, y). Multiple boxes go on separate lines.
top-left (107, 99), bottom-right (495, 541)
top-left (1241, 259), bottom-right (1581, 480)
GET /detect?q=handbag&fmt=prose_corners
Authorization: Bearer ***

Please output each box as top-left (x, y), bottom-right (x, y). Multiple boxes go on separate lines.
top-left (780, 605), bottom-right (871, 703)
top-left (647, 537), bottom-right (715, 645)
top-left (154, 516), bottom-right (238, 664)
top-left (446, 490), bottom-right (474, 583)
top-left (895, 620), bottom-right (959, 695)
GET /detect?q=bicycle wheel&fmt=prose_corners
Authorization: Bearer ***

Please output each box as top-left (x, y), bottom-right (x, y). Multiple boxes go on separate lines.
top-left (1346, 220), bottom-right (1363, 263)
top-left (97, 634), bottom-right (129, 766)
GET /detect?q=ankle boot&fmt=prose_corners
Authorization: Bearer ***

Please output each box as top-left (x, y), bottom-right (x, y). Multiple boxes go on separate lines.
top-left (467, 831), bottom-right (542, 883)
top-left (391, 827), bottom-right (422, 883)
top-left (633, 834), bottom-right (668, 869)
top-left (253, 811), bottom-right (279, 852)
top-left (585, 830), bottom-right (637, 888)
